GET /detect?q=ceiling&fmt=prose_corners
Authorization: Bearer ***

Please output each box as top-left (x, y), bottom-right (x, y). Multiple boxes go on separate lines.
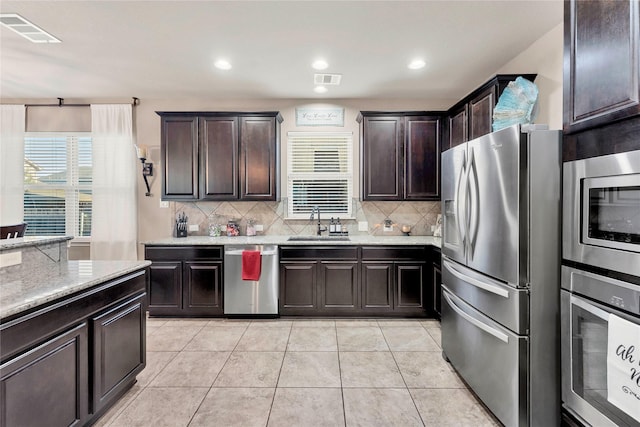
top-left (0, 1), bottom-right (563, 101)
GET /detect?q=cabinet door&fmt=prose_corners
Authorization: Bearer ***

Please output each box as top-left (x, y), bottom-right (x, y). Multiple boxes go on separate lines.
top-left (405, 116), bottom-right (441, 200)
top-left (200, 117), bottom-right (238, 200)
top-left (280, 261), bottom-right (317, 314)
top-left (240, 116), bottom-right (277, 200)
top-left (448, 105), bottom-right (467, 149)
top-left (147, 261), bottom-right (182, 315)
top-left (161, 116), bottom-right (198, 200)
top-left (362, 116), bottom-right (403, 200)
top-left (92, 295), bottom-right (145, 414)
top-left (183, 261), bottom-right (223, 315)
top-left (319, 261), bottom-right (359, 311)
top-left (0, 323), bottom-right (89, 427)
top-left (361, 262), bottom-right (394, 311)
top-left (432, 261), bottom-right (442, 319)
top-left (395, 262), bottom-right (427, 312)
top-left (564, 0), bottom-right (640, 133)
top-left (469, 86), bottom-right (496, 140)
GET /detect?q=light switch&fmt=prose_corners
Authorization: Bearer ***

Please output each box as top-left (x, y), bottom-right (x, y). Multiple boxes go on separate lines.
top-left (255, 224), bottom-right (264, 232)
top-left (159, 200), bottom-right (169, 208)
top-left (188, 224), bottom-right (199, 232)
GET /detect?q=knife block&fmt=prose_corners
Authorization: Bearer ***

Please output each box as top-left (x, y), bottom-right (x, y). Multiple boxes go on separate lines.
top-left (175, 222), bottom-right (187, 238)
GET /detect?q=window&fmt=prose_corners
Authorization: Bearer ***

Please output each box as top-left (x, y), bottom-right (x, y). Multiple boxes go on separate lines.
top-left (287, 132), bottom-right (353, 219)
top-left (23, 133), bottom-right (92, 237)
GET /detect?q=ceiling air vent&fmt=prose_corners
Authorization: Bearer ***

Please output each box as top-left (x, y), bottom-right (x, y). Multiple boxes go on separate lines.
top-left (314, 74), bottom-right (342, 86)
top-left (0, 13), bottom-right (61, 43)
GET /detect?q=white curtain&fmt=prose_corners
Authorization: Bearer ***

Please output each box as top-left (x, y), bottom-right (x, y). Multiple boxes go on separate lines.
top-left (0, 105), bottom-right (26, 226)
top-left (90, 104), bottom-right (137, 260)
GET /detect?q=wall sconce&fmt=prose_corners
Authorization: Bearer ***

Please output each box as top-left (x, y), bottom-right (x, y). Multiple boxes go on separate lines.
top-left (135, 144), bottom-right (153, 196)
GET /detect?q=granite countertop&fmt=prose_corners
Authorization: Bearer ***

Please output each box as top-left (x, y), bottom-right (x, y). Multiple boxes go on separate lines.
top-left (144, 235), bottom-right (442, 248)
top-left (0, 235), bottom-right (73, 252)
top-left (0, 260), bottom-right (151, 320)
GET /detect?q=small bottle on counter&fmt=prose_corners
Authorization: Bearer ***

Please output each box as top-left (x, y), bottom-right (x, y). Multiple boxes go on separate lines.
top-left (329, 217), bottom-right (336, 233)
top-left (335, 218), bottom-right (342, 233)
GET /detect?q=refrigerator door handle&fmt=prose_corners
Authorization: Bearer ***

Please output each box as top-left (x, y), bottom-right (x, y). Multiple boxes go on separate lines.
top-left (467, 148), bottom-right (480, 257)
top-left (443, 259), bottom-right (510, 298)
top-left (455, 152), bottom-right (468, 252)
top-left (442, 287), bottom-right (510, 343)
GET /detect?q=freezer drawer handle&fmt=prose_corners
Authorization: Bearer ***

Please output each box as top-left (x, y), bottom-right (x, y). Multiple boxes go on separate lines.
top-left (225, 250), bottom-right (278, 256)
top-left (443, 259), bottom-right (509, 298)
top-left (443, 289), bottom-right (510, 344)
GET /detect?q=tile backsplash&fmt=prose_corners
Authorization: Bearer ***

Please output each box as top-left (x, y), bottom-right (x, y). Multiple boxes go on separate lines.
top-left (172, 199), bottom-right (441, 237)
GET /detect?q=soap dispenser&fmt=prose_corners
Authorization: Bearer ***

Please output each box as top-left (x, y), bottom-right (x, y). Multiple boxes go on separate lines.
top-left (336, 217), bottom-right (342, 233)
top-left (329, 217), bottom-right (336, 233)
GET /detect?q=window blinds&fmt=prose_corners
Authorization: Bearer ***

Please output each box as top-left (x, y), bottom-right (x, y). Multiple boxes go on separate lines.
top-left (287, 132), bottom-right (353, 219)
top-left (23, 134), bottom-right (92, 237)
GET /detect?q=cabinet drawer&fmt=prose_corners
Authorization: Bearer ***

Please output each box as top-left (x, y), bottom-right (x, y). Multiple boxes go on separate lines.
top-left (145, 246), bottom-right (223, 261)
top-left (361, 246), bottom-right (426, 261)
top-left (279, 246), bottom-right (358, 260)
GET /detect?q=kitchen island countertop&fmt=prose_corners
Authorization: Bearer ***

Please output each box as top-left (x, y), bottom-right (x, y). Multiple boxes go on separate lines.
top-left (0, 260), bottom-right (151, 320)
top-left (143, 235), bottom-right (442, 248)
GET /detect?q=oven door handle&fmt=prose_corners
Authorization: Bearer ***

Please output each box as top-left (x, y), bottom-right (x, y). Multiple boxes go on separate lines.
top-left (443, 288), bottom-right (510, 344)
top-left (570, 293), bottom-right (610, 321)
top-left (443, 259), bottom-right (509, 298)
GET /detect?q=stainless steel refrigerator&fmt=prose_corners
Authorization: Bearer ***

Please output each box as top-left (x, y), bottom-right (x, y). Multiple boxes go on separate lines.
top-left (441, 124), bottom-right (561, 427)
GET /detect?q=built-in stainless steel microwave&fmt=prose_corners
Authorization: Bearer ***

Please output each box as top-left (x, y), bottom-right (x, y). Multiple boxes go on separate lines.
top-left (563, 150), bottom-right (640, 277)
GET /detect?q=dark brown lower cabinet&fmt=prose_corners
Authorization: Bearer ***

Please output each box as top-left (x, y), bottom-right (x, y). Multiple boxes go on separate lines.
top-left (0, 269), bottom-right (147, 427)
top-left (280, 261), bottom-right (317, 314)
top-left (0, 323), bottom-right (89, 427)
top-left (395, 262), bottom-right (426, 311)
top-left (361, 262), bottom-right (394, 312)
top-left (431, 248), bottom-right (442, 319)
top-left (145, 246), bottom-right (224, 317)
top-left (320, 261), bottom-right (359, 311)
top-left (92, 294), bottom-right (146, 414)
top-left (280, 245), bottom-right (431, 317)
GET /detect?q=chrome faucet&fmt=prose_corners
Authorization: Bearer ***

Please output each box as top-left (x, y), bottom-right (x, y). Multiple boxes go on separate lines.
top-left (310, 206), bottom-right (327, 236)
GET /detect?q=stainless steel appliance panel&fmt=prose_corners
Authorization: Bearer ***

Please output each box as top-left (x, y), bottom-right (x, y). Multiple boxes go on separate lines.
top-left (224, 245), bottom-right (279, 315)
top-left (561, 285), bottom-right (640, 427)
top-left (465, 125), bottom-right (522, 285)
top-left (441, 285), bottom-right (528, 427)
top-left (441, 144), bottom-right (467, 264)
top-left (442, 257), bottom-right (529, 334)
top-left (563, 149), bottom-right (640, 277)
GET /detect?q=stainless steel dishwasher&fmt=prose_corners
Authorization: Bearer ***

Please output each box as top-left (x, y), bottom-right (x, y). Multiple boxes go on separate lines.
top-left (224, 245), bottom-right (279, 316)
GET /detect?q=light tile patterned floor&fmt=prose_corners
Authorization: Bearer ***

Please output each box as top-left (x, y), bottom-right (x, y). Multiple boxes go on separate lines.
top-left (96, 318), bottom-right (500, 427)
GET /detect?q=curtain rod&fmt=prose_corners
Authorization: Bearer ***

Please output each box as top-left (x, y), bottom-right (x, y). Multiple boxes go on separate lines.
top-left (25, 97), bottom-right (139, 107)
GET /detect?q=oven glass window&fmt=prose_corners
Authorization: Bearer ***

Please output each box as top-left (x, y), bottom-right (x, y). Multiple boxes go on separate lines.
top-left (588, 186), bottom-right (640, 244)
top-left (571, 304), bottom-right (638, 426)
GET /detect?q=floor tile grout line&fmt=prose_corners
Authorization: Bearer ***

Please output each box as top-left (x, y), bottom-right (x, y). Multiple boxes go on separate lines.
top-left (265, 320), bottom-right (294, 426)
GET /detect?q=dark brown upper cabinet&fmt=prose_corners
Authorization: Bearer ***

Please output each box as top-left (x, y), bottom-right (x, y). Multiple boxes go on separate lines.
top-left (358, 112), bottom-right (442, 201)
top-left (564, 0), bottom-right (640, 135)
top-left (445, 74), bottom-right (537, 150)
top-left (158, 112), bottom-right (282, 201)
top-left (562, 0), bottom-right (640, 161)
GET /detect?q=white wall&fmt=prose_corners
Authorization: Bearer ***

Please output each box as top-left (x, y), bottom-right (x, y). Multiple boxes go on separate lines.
top-left (497, 23), bottom-right (564, 130)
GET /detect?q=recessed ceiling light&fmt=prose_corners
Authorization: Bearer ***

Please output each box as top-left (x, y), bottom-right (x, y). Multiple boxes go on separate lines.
top-left (314, 86), bottom-right (328, 94)
top-left (312, 60), bottom-right (329, 70)
top-left (0, 13), bottom-right (61, 43)
top-left (408, 59), bottom-right (426, 70)
top-left (214, 59), bottom-right (232, 70)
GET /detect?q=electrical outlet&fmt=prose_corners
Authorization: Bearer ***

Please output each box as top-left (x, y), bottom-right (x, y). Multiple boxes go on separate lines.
top-left (159, 200), bottom-right (169, 208)
top-left (358, 221), bottom-right (368, 231)
top-left (431, 225), bottom-right (436, 232)
top-left (188, 224), bottom-right (199, 232)
top-left (383, 225), bottom-right (393, 232)
top-left (254, 224), bottom-right (264, 232)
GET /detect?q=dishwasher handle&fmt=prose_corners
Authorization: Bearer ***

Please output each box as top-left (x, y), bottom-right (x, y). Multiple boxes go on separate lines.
top-left (225, 249), bottom-right (279, 256)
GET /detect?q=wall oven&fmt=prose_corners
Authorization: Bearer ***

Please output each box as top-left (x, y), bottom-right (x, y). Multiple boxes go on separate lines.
top-left (563, 149), bottom-right (640, 276)
top-left (561, 266), bottom-right (640, 427)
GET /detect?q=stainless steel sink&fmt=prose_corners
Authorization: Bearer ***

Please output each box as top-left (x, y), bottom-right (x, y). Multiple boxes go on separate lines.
top-left (287, 236), bottom-right (350, 242)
